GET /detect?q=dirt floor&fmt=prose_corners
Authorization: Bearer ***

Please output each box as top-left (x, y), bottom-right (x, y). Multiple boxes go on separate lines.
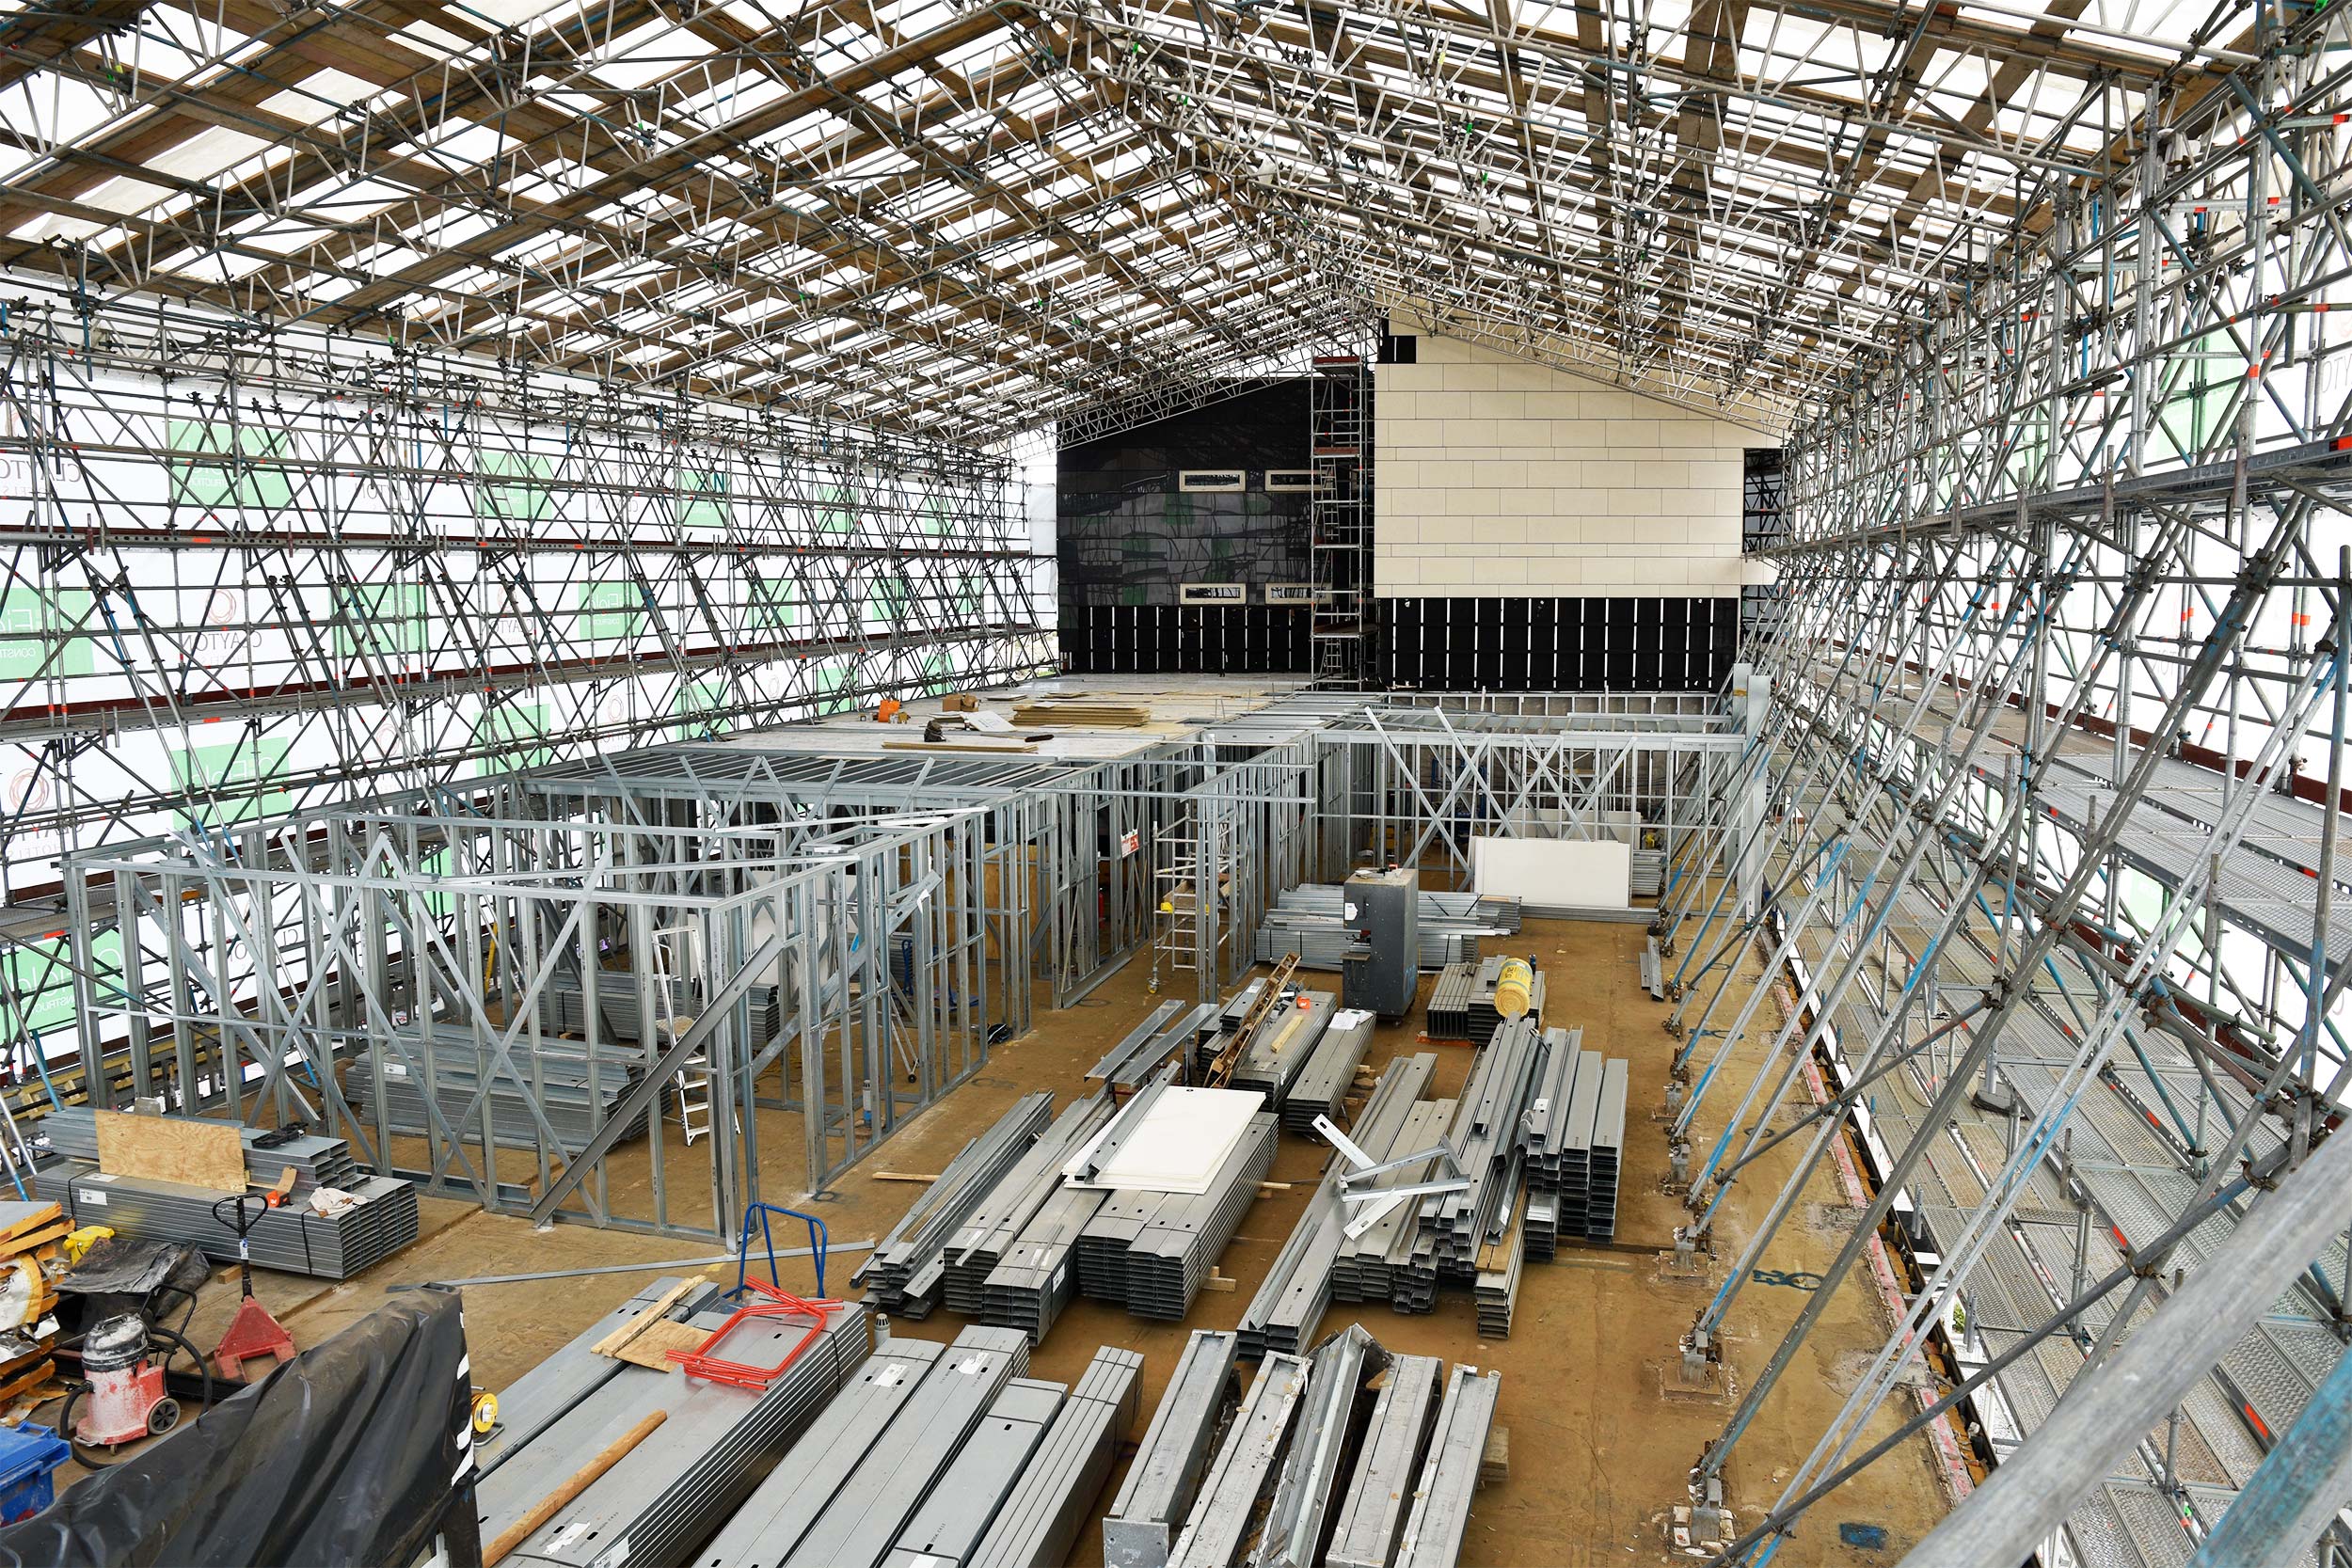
top-left (53, 915), bottom-right (1960, 1564)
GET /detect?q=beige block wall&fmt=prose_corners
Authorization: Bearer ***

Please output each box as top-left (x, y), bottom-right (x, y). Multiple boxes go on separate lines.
top-left (1375, 326), bottom-right (1751, 598)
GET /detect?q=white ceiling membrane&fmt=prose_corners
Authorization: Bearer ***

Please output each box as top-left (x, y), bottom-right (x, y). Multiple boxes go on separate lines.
top-left (0, 0), bottom-right (2248, 439)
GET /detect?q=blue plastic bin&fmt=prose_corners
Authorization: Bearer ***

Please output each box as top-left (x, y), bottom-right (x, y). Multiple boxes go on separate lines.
top-left (0, 1422), bottom-right (72, 1524)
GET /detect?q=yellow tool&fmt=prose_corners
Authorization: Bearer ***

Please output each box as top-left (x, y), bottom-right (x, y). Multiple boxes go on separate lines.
top-left (63, 1225), bottom-right (114, 1265)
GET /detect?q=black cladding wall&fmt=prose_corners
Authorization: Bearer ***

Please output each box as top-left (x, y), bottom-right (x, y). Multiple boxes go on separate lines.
top-left (1058, 604), bottom-right (1311, 675)
top-left (1376, 596), bottom-right (1740, 691)
top-left (1058, 380), bottom-right (1311, 612)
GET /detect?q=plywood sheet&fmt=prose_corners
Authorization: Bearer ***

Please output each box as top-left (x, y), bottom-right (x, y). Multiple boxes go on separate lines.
top-left (1470, 835), bottom-right (1630, 910)
top-left (92, 1111), bottom-right (247, 1193)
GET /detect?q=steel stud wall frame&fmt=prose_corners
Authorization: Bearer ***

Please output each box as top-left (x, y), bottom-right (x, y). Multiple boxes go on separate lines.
top-left (64, 781), bottom-right (1008, 1227)
top-left (1661, 8), bottom-right (2352, 1563)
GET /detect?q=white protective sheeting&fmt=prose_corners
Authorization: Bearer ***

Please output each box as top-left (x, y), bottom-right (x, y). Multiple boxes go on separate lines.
top-left (1470, 836), bottom-right (1630, 911)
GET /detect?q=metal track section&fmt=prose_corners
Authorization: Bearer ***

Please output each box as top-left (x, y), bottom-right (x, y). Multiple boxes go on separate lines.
top-left (1394, 1366), bottom-right (1502, 1568)
top-left (856, 1094), bottom-right (1054, 1317)
top-left (484, 1298), bottom-right (873, 1565)
top-left (1104, 1330), bottom-right (1243, 1568)
top-left (1326, 1353), bottom-right (1445, 1568)
top-left (962, 1347), bottom-right (1147, 1568)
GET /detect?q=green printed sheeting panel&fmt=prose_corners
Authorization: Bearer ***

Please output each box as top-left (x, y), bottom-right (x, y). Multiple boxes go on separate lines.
top-left (0, 929), bottom-right (120, 1041)
top-left (809, 659), bottom-right (853, 717)
top-left (867, 574), bottom-right (911, 626)
top-left (167, 737), bottom-right (293, 828)
top-left (167, 420), bottom-right (294, 509)
top-left (819, 484), bottom-right (855, 534)
top-left (475, 704), bottom-right (551, 772)
top-left (922, 649), bottom-right (951, 696)
top-left (681, 468), bottom-right (730, 529)
top-left (750, 578), bottom-right (797, 630)
top-left (474, 451), bottom-right (554, 523)
top-left (577, 580), bottom-right (644, 641)
top-left (677, 678), bottom-right (731, 735)
top-left (0, 589), bottom-right (98, 681)
top-left (332, 582), bottom-right (431, 657)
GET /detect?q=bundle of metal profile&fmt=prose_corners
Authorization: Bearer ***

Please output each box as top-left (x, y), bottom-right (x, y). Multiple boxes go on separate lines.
top-left (1527, 1043), bottom-right (1603, 1240)
top-left (1329, 1097), bottom-right (1453, 1307)
top-left (979, 1181), bottom-right (1111, 1342)
top-left (477, 1275), bottom-right (726, 1480)
top-left (1104, 1330), bottom-right (1241, 1568)
top-left (1279, 1007), bottom-right (1376, 1137)
top-left (35, 1161), bottom-right (416, 1278)
top-left (536, 971), bottom-right (785, 1046)
top-left (41, 1107), bottom-right (362, 1193)
top-left (1227, 990), bottom-right (1336, 1109)
top-left (1325, 1354), bottom-right (1443, 1568)
top-left (484, 1297), bottom-right (872, 1567)
top-left (1584, 1056), bottom-right (1629, 1242)
top-left (1472, 1194), bottom-right (1526, 1338)
top-left (943, 1090), bottom-right (1117, 1315)
top-left (1424, 962), bottom-right (1476, 1042)
top-left (344, 1035), bottom-right (650, 1151)
top-left (1465, 958), bottom-right (1546, 1049)
top-left (855, 1092), bottom-right (1055, 1318)
top-left (960, 1346), bottom-right (1144, 1568)
top-left (694, 1323), bottom-right (1031, 1568)
top-left (1524, 1191), bottom-right (1558, 1260)
top-left (1393, 1366), bottom-right (1503, 1568)
top-left (1241, 1054), bottom-right (1433, 1358)
top-left (1248, 885), bottom-right (1515, 972)
top-left (1630, 847), bottom-right (1665, 897)
top-left (1255, 1324), bottom-right (1387, 1568)
top-left (1107, 1114), bottom-right (1279, 1320)
top-left (1408, 1015), bottom-right (1542, 1285)
top-left (1089, 1002), bottom-right (1217, 1088)
top-left (1516, 1027), bottom-right (1587, 1186)
top-left (1164, 1352), bottom-right (1309, 1568)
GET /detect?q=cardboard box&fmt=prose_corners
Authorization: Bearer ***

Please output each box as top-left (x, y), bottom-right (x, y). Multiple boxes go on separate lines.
top-left (942, 692), bottom-right (981, 711)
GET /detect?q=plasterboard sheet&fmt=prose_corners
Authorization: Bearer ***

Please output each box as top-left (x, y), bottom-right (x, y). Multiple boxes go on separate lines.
top-left (1064, 1086), bottom-right (1266, 1194)
top-left (1470, 836), bottom-right (1630, 910)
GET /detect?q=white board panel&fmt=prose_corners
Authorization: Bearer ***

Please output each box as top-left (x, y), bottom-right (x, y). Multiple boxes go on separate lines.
top-left (1470, 836), bottom-right (1630, 910)
top-left (1063, 1085), bottom-right (1265, 1193)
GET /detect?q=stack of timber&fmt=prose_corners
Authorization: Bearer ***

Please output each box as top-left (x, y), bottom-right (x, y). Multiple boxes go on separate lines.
top-left (699, 1322), bottom-right (1143, 1568)
top-left (854, 1093), bottom-right (1053, 1318)
top-left (1011, 699), bottom-right (1152, 728)
top-left (1424, 962), bottom-right (1477, 1042)
top-left (344, 1032), bottom-right (651, 1152)
top-left (1153, 1323), bottom-right (1501, 1568)
top-left (0, 1202), bottom-right (66, 1410)
top-left (1279, 1007), bottom-right (1376, 1136)
top-left (478, 1287), bottom-right (871, 1566)
top-left (1239, 1054), bottom-right (1434, 1358)
top-left (1249, 884), bottom-right (1518, 971)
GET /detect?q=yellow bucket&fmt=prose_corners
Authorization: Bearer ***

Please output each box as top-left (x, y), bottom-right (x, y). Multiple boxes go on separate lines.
top-left (1495, 957), bottom-right (1534, 1019)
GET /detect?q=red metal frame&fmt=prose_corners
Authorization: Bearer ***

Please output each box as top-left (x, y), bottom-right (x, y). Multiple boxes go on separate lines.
top-left (666, 1279), bottom-right (847, 1390)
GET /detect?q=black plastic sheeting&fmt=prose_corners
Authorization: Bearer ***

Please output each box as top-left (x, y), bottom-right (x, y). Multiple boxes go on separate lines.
top-left (0, 1289), bottom-right (475, 1568)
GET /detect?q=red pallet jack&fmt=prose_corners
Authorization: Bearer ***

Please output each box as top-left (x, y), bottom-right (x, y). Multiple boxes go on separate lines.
top-left (208, 1194), bottom-right (296, 1382)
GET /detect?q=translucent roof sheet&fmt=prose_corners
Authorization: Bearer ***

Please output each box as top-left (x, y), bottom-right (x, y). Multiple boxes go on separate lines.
top-left (0, 0), bottom-right (2253, 437)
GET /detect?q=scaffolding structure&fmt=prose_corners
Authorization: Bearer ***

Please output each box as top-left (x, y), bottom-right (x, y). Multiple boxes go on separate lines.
top-left (1310, 356), bottom-right (1373, 688)
top-left (0, 295), bottom-right (1054, 1102)
top-left (1650, 5), bottom-right (2352, 1560)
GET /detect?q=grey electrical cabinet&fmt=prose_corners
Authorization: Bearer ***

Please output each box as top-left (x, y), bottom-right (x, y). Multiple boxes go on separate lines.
top-left (1342, 866), bottom-right (1421, 1021)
